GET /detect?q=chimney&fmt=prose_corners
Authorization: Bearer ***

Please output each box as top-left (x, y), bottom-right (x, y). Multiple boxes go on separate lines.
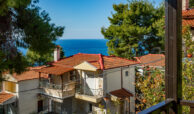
top-left (54, 45), bottom-right (61, 62)
top-left (182, 0), bottom-right (189, 10)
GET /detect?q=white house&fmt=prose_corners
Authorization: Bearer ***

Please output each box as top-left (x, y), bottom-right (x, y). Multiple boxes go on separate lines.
top-left (36, 52), bottom-right (139, 114)
top-left (0, 66), bottom-right (47, 114)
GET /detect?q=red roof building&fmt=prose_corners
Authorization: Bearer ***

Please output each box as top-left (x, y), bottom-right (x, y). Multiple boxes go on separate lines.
top-left (37, 53), bottom-right (139, 75)
top-left (135, 54), bottom-right (165, 67)
top-left (0, 92), bottom-right (15, 104)
top-left (182, 9), bottom-right (194, 28)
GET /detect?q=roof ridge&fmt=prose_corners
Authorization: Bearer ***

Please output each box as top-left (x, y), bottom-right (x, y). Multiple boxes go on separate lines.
top-left (77, 53), bottom-right (103, 56)
top-left (104, 55), bottom-right (139, 63)
top-left (98, 54), bottom-right (104, 70)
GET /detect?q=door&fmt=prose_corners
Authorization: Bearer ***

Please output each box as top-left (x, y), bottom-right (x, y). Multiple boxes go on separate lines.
top-left (38, 100), bottom-right (43, 112)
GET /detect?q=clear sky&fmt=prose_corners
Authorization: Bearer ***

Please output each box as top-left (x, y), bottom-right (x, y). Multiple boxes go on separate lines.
top-left (38, 0), bottom-right (163, 39)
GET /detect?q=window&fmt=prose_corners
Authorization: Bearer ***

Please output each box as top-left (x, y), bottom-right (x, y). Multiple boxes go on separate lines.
top-left (86, 71), bottom-right (94, 77)
top-left (70, 71), bottom-right (76, 81)
top-left (125, 71), bottom-right (129, 76)
top-left (5, 81), bottom-right (16, 93)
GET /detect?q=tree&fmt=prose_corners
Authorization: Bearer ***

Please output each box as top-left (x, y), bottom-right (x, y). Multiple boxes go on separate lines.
top-left (136, 63), bottom-right (193, 113)
top-left (26, 49), bottom-right (53, 66)
top-left (101, 0), bottom-right (164, 59)
top-left (59, 46), bottom-right (65, 58)
top-left (136, 24), bottom-right (194, 113)
top-left (26, 46), bottom-right (65, 66)
top-left (190, 0), bottom-right (194, 8)
top-left (182, 26), bottom-right (194, 56)
top-left (0, 0), bottom-right (64, 80)
top-left (135, 68), bottom-right (165, 111)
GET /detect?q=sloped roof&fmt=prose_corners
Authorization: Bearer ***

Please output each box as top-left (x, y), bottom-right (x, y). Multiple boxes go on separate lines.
top-left (110, 88), bottom-right (133, 99)
top-left (182, 19), bottom-right (194, 28)
top-left (35, 65), bottom-right (74, 75)
top-left (135, 54), bottom-right (165, 67)
top-left (36, 53), bottom-right (139, 75)
top-left (53, 53), bottom-right (139, 70)
top-left (182, 9), bottom-right (194, 18)
top-left (10, 66), bottom-right (48, 82)
top-left (0, 92), bottom-right (15, 104)
top-left (182, 9), bottom-right (194, 28)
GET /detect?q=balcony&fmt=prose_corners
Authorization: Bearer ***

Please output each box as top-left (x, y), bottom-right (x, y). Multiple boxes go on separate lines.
top-left (75, 86), bottom-right (103, 103)
top-left (40, 81), bottom-right (75, 99)
top-left (138, 99), bottom-right (194, 114)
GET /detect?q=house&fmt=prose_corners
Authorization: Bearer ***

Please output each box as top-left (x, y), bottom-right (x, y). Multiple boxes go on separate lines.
top-left (36, 46), bottom-right (139, 114)
top-left (0, 46), bottom-right (139, 114)
top-left (0, 66), bottom-right (47, 114)
top-left (134, 54), bottom-right (165, 75)
top-left (0, 92), bottom-right (16, 114)
top-left (182, 0), bottom-right (194, 56)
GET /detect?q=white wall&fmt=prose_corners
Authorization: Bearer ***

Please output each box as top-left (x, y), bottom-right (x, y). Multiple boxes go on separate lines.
top-left (104, 66), bottom-right (136, 113)
top-left (81, 70), bottom-right (103, 96)
top-left (104, 68), bottom-right (121, 93)
top-left (18, 79), bottom-right (40, 114)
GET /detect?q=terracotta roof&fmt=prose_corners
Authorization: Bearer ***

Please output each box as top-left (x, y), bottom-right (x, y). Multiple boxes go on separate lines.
top-left (11, 66), bottom-right (48, 82)
top-left (110, 88), bottom-right (133, 99)
top-left (135, 54), bottom-right (165, 67)
top-left (36, 53), bottom-right (139, 75)
top-left (182, 9), bottom-right (194, 28)
top-left (36, 65), bottom-right (74, 75)
top-left (182, 9), bottom-right (194, 18)
top-left (182, 19), bottom-right (194, 28)
top-left (0, 92), bottom-right (15, 104)
top-left (53, 53), bottom-right (139, 70)
top-left (88, 61), bottom-right (101, 69)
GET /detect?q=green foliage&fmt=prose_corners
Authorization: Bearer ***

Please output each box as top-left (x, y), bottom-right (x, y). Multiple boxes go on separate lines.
top-left (182, 26), bottom-right (194, 54)
top-left (136, 61), bottom-right (194, 113)
top-left (190, 0), bottom-right (194, 8)
top-left (136, 68), bottom-right (165, 110)
top-left (0, 0), bottom-right (31, 16)
top-left (101, 0), bottom-right (164, 59)
top-left (26, 46), bottom-right (65, 66)
top-left (59, 46), bottom-right (65, 58)
top-left (0, 0), bottom-right (64, 80)
top-left (182, 27), bottom-right (194, 113)
top-left (182, 59), bottom-right (194, 113)
top-left (26, 49), bottom-right (53, 66)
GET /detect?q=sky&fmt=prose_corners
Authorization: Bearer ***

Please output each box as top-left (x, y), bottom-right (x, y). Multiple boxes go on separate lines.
top-left (38, 0), bottom-right (163, 39)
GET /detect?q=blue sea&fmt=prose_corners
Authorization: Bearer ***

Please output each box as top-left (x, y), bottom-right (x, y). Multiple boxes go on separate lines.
top-left (20, 39), bottom-right (109, 57)
top-left (56, 39), bottom-right (108, 57)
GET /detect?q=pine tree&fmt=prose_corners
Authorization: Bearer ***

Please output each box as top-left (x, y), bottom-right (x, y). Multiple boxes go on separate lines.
top-left (0, 0), bottom-right (64, 80)
top-left (101, 0), bottom-right (164, 59)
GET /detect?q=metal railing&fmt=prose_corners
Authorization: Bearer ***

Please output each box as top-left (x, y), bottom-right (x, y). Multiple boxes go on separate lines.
top-left (40, 81), bottom-right (75, 91)
top-left (76, 85), bottom-right (103, 97)
top-left (138, 99), bottom-right (194, 114)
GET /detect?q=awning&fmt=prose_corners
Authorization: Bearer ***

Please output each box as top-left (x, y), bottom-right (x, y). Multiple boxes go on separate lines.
top-left (110, 88), bottom-right (133, 99)
top-left (0, 92), bottom-right (16, 105)
top-left (35, 65), bottom-right (74, 75)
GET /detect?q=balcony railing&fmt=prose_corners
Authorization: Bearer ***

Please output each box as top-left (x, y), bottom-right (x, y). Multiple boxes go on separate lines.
top-left (40, 81), bottom-right (75, 91)
top-left (76, 85), bottom-right (103, 97)
top-left (138, 99), bottom-right (194, 114)
top-left (40, 81), bottom-right (76, 98)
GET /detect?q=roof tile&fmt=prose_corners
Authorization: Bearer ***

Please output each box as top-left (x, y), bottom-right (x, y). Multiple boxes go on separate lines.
top-left (0, 92), bottom-right (15, 104)
top-left (135, 54), bottom-right (165, 67)
top-left (110, 88), bottom-right (133, 99)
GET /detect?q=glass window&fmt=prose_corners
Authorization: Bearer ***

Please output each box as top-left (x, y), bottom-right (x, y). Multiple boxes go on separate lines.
top-left (125, 71), bottom-right (129, 76)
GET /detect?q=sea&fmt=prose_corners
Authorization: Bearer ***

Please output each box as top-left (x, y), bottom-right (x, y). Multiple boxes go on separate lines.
top-left (20, 39), bottom-right (109, 57)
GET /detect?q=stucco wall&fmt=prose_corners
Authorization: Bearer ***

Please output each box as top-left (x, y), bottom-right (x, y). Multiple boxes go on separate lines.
top-left (80, 70), bottom-right (103, 96)
top-left (18, 79), bottom-right (40, 114)
top-left (104, 66), bottom-right (136, 113)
